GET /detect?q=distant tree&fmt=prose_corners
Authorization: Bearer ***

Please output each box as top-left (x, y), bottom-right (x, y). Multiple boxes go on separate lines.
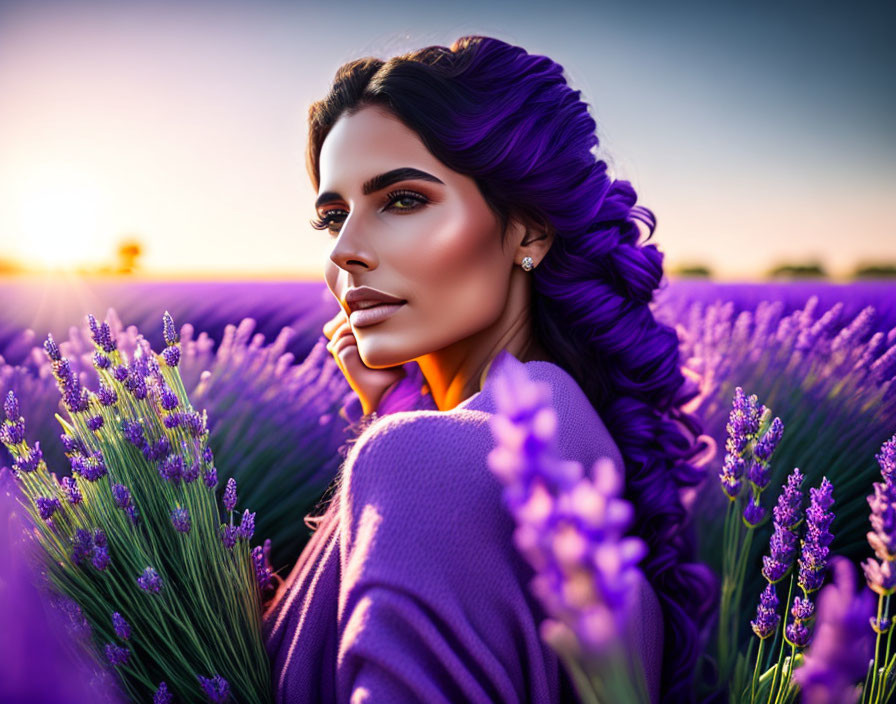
top-left (670, 263), bottom-right (713, 278)
top-left (852, 263), bottom-right (896, 279)
top-left (767, 261), bottom-right (828, 279)
top-left (116, 237), bottom-right (143, 274)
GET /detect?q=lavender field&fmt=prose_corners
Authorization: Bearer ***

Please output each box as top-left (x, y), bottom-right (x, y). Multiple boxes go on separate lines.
top-left (2, 275), bottom-right (896, 701)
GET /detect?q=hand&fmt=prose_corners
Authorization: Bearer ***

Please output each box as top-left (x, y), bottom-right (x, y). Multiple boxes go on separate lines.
top-left (323, 308), bottom-right (407, 416)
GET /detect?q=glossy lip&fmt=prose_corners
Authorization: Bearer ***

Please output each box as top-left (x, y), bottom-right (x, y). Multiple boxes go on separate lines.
top-left (343, 286), bottom-right (407, 313)
top-left (349, 301), bottom-right (405, 328)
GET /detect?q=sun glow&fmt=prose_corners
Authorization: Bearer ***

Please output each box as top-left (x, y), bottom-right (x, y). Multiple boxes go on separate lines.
top-left (14, 165), bottom-right (111, 270)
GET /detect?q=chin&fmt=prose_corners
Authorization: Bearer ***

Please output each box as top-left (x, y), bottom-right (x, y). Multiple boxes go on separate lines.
top-left (356, 340), bottom-right (414, 369)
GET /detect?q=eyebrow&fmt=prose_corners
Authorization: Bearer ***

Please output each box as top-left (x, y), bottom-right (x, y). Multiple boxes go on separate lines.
top-left (315, 167), bottom-right (445, 211)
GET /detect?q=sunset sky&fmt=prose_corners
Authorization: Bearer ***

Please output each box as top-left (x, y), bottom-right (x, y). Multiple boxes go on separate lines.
top-left (0, 0), bottom-right (892, 280)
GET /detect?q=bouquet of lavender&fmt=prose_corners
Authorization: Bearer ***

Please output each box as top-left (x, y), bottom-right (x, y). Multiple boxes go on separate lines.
top-left (0, 312), bottom-right (273, 702)
top-left (486, 359), bottom-right (650, 703)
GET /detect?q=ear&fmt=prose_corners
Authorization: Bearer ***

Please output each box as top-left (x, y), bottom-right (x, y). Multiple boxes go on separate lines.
top-left (510, 212), bottom-right (555, 269)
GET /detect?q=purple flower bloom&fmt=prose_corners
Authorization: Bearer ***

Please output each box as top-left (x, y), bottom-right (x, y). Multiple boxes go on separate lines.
top-left (111, 484), bottom-right (131, 510)
top-left (113, 364), bottom-right (129, 382)
top-left (162, 345), bottom-right (181, 367)
top-left (197, 674), bottom-right (230, 703)
top-left (797, 478), bottom-right (835, 594)
top-left (3, 390), bottom-right (19, 420)
top-left (163, 412), bottom-right (182, 429)
top-left (203, 466), bottom-right (218, 489)
top-left (219, 524), bottom-right (238, 550)
top-left (35, 496), bottom-right (62, 520)
top-left (111, 612), bottom-right (130, 640)
top-left (203, 445), bottom-right (214, 464)
top-left (73, 452), bottom-right (107, 482)
top-left (137, 567), bottom-right (163, 593)
top-left (792, 557), bottom-right (876, 704)
top-left (751, 582), bottom-right (780, 639)
top-left (92, 546), bottom-right (110, 571)
top-left (86, 415), bottom-right (104, 432)
top-left (0, 417), bottom-right (25, 445)
top-left (153, 682), bottom-right (173, 704)
top-left (237, 510), bottom-right (255, 540)
top-left (181, 461), bottom-right (199, 484)
top-left (719, 453), bottom-right (744, 500)
top-left (60, 476), bottom-right (82, 505)
top-left (60, 432), bottom-right (85, 455)
top-left (877, 434), bottom-right (896, 482)
top-left (43, 333), bottom-right (61, 361)
top-left (125, 369), bottom-right (147, 400)
top-left (754, 416), bottom-right (784, 462)
top-left (13, 442), bottom-right (43, 473)
top-left (97, 383), bottom-right (118, 406)
top-left (158, 454), bottom-right (184, 485)
top-left (93, 351), bottom-right (111, 370)
top-left (162, 311), bottom-right (179, 346)
top-left (486, 359), bottom-right (647, 656)
top-left (71, 529), bottom-right (93, 564)
top-left (104, 642), bottom-right (129, 667)
top-left (223, 478), bottom-right (237, 512)
top-left (120, 419), bottom-right (144, 447)
top-left (93, 529), bottom-right (107, 548)
top-left (184, 411), bottom-right (204, 438)
top-left (252, 540), bottom-right (274, 591)
top-left (170, 506), bottom-right (191, 534)
top-left (786, 620), bottom-right (811, 648)
top-left (743, 496), bottom-right (765, 526)
top-left (159, 386), bottom-right (179, 411)
top-left (761, 469), bottom-right (805, 583)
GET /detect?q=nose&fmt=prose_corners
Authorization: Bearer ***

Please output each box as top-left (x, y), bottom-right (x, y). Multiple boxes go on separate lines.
top-left (328, 216), bottom-right (375, 272)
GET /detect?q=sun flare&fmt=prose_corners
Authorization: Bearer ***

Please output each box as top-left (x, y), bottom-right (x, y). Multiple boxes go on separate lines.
top-left (14, 165), bottom-right (109, 269)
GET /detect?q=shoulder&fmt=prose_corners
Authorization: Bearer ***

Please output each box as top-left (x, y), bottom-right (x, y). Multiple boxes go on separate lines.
top-left (338, 409), bottom-right (505, 529)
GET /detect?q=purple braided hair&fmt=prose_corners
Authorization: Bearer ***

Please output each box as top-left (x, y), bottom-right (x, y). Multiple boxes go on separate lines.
top-left (305, 35), bottom-right (717, 702)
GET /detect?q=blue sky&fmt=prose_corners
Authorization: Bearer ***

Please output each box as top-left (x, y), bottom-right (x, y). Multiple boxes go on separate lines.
top-left (0, 0), bottom-right (892, 279)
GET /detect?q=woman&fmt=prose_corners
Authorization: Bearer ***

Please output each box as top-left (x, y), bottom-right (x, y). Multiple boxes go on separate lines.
top-left (264, 35), bottom-right (716, 703)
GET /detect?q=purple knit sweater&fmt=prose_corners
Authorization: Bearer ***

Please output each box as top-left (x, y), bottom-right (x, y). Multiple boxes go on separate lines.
top-left (263, 348), bottom-right (663, 703)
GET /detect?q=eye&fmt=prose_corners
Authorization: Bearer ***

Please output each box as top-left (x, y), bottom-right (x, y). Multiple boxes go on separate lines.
top-left (310, 189), bottom-right (430, 236)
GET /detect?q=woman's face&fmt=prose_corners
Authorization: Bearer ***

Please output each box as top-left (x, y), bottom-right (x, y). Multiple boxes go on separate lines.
top-left (316, 105), bottom-right (518, 369)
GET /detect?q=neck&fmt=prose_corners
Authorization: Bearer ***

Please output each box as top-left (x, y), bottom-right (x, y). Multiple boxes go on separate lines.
top-left (414, 270), bottom-right (555, 411)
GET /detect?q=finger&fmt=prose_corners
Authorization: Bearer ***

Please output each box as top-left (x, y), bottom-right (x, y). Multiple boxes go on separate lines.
top-left (322, 309), bottom-right (347, 339)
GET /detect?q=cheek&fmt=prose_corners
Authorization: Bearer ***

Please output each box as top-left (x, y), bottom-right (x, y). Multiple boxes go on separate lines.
top-left (407, 208), bottom-right (508, 327)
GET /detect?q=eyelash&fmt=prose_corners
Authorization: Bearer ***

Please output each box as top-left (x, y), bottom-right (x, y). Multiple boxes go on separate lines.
top-left (310, 189), bottom-right (429, 234)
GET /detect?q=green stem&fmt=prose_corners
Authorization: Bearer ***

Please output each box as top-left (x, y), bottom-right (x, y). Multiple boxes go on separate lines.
top-left (751, 638), bottom-right (766, 704)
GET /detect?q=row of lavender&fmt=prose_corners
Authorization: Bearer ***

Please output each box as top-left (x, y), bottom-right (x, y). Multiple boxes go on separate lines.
top-left (1, 278), bottom-right (895, 702)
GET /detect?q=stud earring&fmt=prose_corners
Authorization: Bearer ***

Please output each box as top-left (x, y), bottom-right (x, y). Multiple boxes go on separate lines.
top-left (521, 256), bottom-right (535, 271)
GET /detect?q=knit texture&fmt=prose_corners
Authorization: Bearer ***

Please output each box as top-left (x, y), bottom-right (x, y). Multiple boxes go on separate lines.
top-left (263, 348), bottom-right (663, 703)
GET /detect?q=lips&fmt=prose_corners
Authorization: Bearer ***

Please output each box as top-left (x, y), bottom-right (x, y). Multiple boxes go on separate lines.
top-left (344, 286), bottom-right (407, 313)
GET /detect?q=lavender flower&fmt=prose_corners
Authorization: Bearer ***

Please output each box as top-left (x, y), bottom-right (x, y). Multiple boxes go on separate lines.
top-left (798, 478), bottom-right (835, 594)
top-left (743, 496), bottom-right (765, 527)
top-left (71, 528), bottom-right (93, 565)
top-left (862, 434), bottom-right (896, 596)
top-left (203, 465), bottom-right (218, 488)
top-left (93, 351), bottom-right (111, 370)
top-left (153, 682), bottom-right (173, 704)
top-left (877, 434), bottom-right (896, 482)
top-left (761, 468), bottom-right (805, 583)
top-left (91, 546), bottom-right (110, 571)
top-left (792, 557), bottom-right (875, 704)
top-left (112, 612), bottom-right (131, 640)
top-left (158, 454), bottom-right (183, 485)
top-left (252, 540), bottom-right (274, 591)
top-left (197, 674), bottom-right (230, 703)
top-left (487, 356), bottom-right (648, 662)
top-left (13, 442), bottom-right (43, 473)
top-left (137, 567), bottom-right (163, 594)
top-left (111, 484), bottom-right (131, 510)
top-left (35, 496), bottom-right (62, 521)
top-left (223, 478), bottom-right (237, 513)
top-left (219, 524), bottom-right (238, 550)
top-left (97, 383), bottom-right (118, 407)
top-left (104, 643), bottom-right (130, 667)
top-left (162, 346), bottom-right (181, 367)
top-left (237, 509), bottom-right (255, 540)
top-left (61, 476), bottom-right (82, 505)
top-left (4, 389), bottom-right (20, 419)
top-left (170, 506), bottom-right (191, 534)
top-left (159, 386), bottom-right (179, 411)
top-left (86, 415), bottom-right (104, 431)
top-left (162, 311), bottom-right (178, 346)
top-left (750, 582), bottom-right (780, 639)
